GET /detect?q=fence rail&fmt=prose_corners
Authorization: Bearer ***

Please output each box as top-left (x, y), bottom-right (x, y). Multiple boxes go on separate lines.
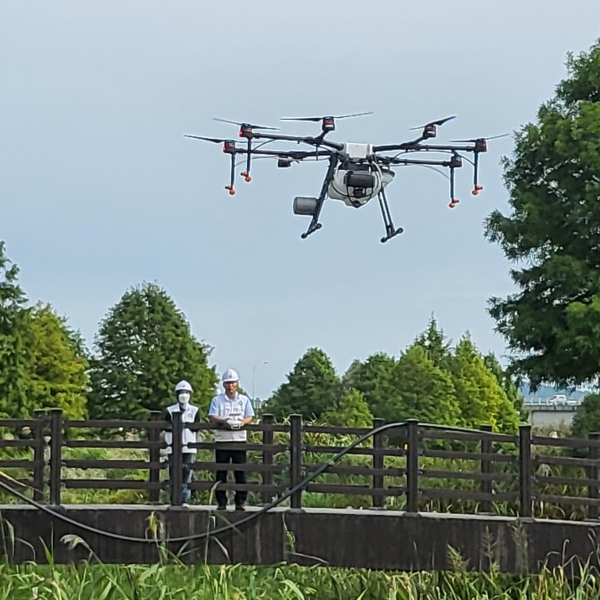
top-left (0, 410), bottom-right (599, 520)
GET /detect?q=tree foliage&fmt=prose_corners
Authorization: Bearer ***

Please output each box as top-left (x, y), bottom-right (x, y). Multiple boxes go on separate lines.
top-left (483, 352), bottom-right (525, 418)
top-left (485, 40), bottom-right (600, 389)
top-left (25, 303), bottom-right (88, 419)
top-left (266, 348), bottom-right (341, 419)
top-left (343, 353), bottom-right (397, 420)
top-left (450, 337), bottom-right (520, 432)
top-left (322, 388), bottom-right (373, 428)
top-left (0, 243), bottom-right (89, 418)
top-left (572, 393), bottom-right (600, 439)
top-left (0, 242), bottom-right (30, 418)
top-left (414, 316), bottom-right (453, 371)
top-left (87, 282), bottom-right (217, 420)
top-left (394, 344), bottom-right (461, 426)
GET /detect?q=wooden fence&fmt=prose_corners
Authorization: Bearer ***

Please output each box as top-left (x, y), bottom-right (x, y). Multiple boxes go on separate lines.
top-left (0, 409), bottom-right (599, 519)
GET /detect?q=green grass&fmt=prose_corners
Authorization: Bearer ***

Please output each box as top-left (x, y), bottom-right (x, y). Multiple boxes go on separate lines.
top-left (1, 559), bottom-right (600, 599)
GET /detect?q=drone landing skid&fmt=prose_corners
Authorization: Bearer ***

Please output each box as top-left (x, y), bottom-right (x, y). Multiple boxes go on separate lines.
top-left (300, 221), bottom-right (323, 239)
top-left (297, 155), bottom-right (338, 240)
top-left (377, 189), bottom-right (403, 243)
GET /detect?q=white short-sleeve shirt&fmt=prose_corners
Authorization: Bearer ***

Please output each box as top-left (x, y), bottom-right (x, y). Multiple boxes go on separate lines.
top-left (208, 392), bottom-right (254, 442)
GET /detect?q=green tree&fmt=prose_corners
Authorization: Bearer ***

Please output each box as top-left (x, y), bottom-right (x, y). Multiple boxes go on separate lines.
top-left (414, 316), bottom-right (453, 371)
top-left (342, 353), bottom-right (397, 419)
top-left (485, 40), bottom-right (600, 389)
top-left (87, 282), bottom-right (217, 420)
top-left (25, 303), bottom-right (88, 419)
top-left (393, 344), bottom-right (461, 426)
top-left (322, 388), bottom-right (373, 428)
top-left (483, 352), bottom-right (525, 418)
top-left (572, 393), bottom-right (600, 439)
top-left (265, 348), bottom-right (341, 419)
top-left (450, 337), bottom-right (520, 432)
top-left (0, 242), bottom-right (29, 418)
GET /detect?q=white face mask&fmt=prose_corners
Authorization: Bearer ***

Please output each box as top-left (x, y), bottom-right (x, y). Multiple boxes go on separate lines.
top-left (178, 392), bottom-right (191, 406)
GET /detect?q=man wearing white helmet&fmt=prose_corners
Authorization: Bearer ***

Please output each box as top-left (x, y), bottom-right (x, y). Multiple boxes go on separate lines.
top-left (208, 368), bottom-right (254, 510)
top-left (163, 380), bottom-right (199, 505)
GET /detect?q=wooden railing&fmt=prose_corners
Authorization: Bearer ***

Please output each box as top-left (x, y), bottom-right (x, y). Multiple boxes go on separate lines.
top-left (0, 409), bottom-right (599, 520)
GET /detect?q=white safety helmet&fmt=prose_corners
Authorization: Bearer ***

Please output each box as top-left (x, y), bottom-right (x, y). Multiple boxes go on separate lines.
top-left (175, 380), bottom-right (193, 394)
top-left (221, 368), bottom-right (239, 383)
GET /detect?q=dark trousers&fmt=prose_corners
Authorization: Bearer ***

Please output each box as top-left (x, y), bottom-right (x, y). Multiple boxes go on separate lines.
top-left (215, 447), bottom-right (247, 506)
top-left (167, 452), bottom-right (194, 504)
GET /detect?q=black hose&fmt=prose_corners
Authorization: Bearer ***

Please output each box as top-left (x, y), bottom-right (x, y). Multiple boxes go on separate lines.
top-left (0, 420), bottom-right (503, 545)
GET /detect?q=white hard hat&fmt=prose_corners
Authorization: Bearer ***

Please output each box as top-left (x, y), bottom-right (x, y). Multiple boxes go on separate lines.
top-left (175, 380), bottom-right (193, 393)
top-left (221, 368), bottom-right (239, 383)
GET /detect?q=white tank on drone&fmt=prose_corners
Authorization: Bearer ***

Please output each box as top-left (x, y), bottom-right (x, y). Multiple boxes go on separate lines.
top-left (326, 143), bottom-right (395, 207)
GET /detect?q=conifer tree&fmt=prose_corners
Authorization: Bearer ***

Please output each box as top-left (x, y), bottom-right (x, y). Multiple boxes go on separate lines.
top-left (450, 337), bottom-right (520, 432)
top-left (0, 242), bottom-right (29, 418)
top-left (393, 344), bottom-right (461, 426)
top-left (322, 388), bottom-right (373, 428)
top-left (343, 353), bottom-right (397, 419)
top-left (26, 303), bottom-right (88, 419)
top-left (266, 348), bottom-right (341, 419)
top-left (87, 282), bottom-right (217, 420)
top-left (486, 41), bottom-right (600, 388)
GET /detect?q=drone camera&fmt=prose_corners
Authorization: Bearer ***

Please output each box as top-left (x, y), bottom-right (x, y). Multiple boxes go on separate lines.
top-left (344, 171), bottom-right (376, 200)
top-left (345, 171), bottom-right (375, 189)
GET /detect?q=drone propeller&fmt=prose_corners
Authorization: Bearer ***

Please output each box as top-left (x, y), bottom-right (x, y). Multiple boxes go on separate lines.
top-left (410, 115), bottom-right (456, 131)
top-left (280, 112), bottom-right (372, 133)
top-left (449, 133), bottom-right (509, 143)
top-left (185, 135), bottom-right (233, 143)
top-left (213, 118), bottom-right (279, 131)
top-left (281, 112), bottom-right (373, 122)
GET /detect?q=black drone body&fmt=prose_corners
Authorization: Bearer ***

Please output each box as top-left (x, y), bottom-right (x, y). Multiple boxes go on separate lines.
top-left (186, 114), bottom-right (502, 243)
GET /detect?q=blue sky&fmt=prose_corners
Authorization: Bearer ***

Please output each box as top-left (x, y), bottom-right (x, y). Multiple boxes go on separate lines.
top-left (1, 2), bottom-right (599, 398)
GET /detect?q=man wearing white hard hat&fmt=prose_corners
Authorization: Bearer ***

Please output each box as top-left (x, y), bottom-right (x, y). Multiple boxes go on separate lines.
top-left (163, 380), bottom-right (200, 505)
top-left (208, 368), bottom-right (254, 510)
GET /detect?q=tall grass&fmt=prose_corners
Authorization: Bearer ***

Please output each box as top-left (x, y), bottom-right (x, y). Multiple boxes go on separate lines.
top-left (1, 559), bottom-right (600, 599)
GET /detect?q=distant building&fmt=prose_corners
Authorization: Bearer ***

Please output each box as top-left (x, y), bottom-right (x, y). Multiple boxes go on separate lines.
top-left (524, 395), bottom-right (581, 429)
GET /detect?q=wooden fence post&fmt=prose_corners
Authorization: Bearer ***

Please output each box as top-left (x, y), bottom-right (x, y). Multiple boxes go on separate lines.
top-left (148, 410), bottom-right (162, 504)
top-left (170, 410), bottom-right (183, 506)
top-left (32, 410), bottom-right (46, 502)
top-left (290, 414), bottom-right (303, 509)
top-left (480, 424), bottom-right (493, 513)
top-left (406, 419), bottom-right (419, 513)
top-left (49, 409), bottom-right (63, 506)
top-left (372, 418), bottom-right (385, 508)
top-left (518, 424), bottom-right (532, 518)
top-left (588, 432), bottom-right (599, 520)
top-left (261, 414), bottom-right (275, 505)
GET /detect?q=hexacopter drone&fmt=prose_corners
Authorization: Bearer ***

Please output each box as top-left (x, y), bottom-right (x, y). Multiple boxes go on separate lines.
top-left (186, 113), bottom-right (503, 243)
